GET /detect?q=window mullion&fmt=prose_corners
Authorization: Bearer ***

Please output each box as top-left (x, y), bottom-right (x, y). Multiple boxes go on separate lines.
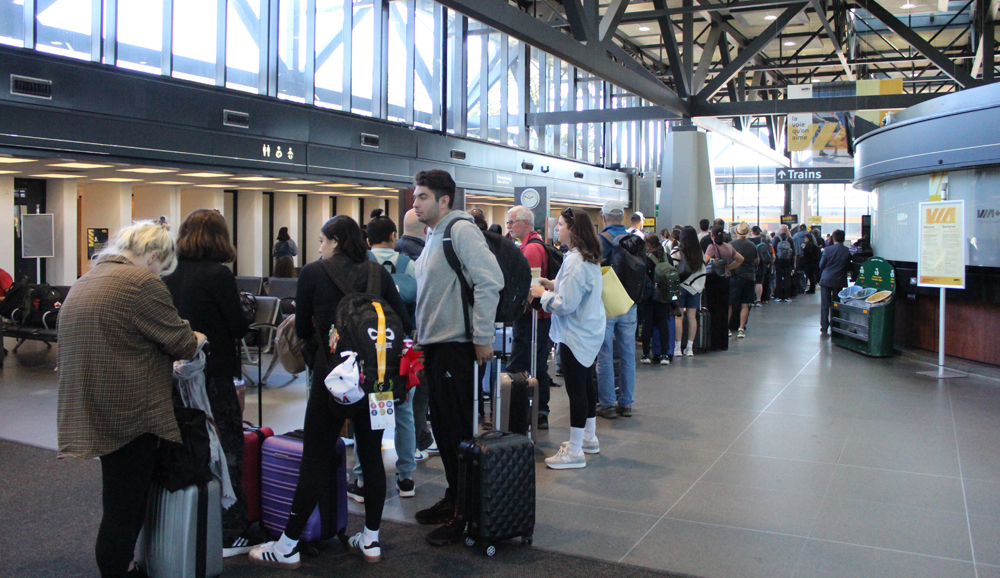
top-left (499, 32), bottom-right (508, 144)
top-left (342, 0), bottom-right (353, 111)
top-left (23, 0), bottom-right (35, 49)
top-left (91, 0), bottom-right (102, 61)
top-left (215, 0), bottom-right (227, 85)
top-left (162, 0), bottom-right (173, 75)
top-left (305, 0), bottom-right (316, 105)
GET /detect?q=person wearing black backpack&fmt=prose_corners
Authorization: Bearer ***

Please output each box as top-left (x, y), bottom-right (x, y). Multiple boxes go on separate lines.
top-left (409, 170), bottom-right (504, 547)
top-left (506, 205), bottom-right (555, 430)
top-left (249, 216), bottom-right (413, 568)
top-left (772, 225), bottom-right (795, 302)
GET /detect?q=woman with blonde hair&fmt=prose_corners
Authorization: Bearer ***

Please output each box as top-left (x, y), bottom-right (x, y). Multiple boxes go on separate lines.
top-left (58, 221), bottom-right (205, 578)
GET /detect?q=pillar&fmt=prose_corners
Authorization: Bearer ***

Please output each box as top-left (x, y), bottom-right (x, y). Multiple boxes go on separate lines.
top-left (180, 188), bottom-right (225, 217)
top-left (79, 182), bottom-right (131, 276)
top-left (338, 196), bottom-right (360, 222)
top-left (46, 179), bottom-right (79, 285)
top-left (304, 194), bottom-right (332, 264)
top-left (272, 192), bottom-right (300, 267)
top-left (0, 177), bottom-right (13, 276)
top-left (132, 185), bottom-right (182, 230)
top-left (655, 129), bottom-right (715, 233)
top-left (236, 189), bottom-right (264, 277)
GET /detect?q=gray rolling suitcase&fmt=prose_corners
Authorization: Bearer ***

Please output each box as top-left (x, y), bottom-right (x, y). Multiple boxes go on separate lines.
top-left (136, 480), bottom-right (223, 578)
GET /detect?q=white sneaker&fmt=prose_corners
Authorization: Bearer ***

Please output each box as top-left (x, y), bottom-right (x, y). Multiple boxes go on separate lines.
top-left (545, 444), bottom-right (586, 469)
top-left (426, 438), bottom-right (439, 455)
top-left (249, 541), bottom-right (301, 569)
top-left (660, 357), bottom-right (670, 365)
top-left (582, 436), bottom-right (600, 454)
top-left (414, 449), bottom-right (430, 462)
top-left (347, 532), bottom-right (382, 563)
top-left (684, 346), bottom-right (694, 357)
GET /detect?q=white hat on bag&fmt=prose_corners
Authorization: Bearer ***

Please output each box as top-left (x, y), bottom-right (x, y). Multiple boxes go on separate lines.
top-left (325, 351), bottom-right (365, 405)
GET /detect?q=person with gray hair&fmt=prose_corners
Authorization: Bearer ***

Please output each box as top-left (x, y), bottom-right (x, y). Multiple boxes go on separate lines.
top-left (595, 200), bottom-right (637, 419)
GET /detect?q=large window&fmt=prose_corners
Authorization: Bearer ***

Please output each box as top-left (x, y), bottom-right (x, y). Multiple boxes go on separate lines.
top-left (0, 0), bottom-right (23, 47)
top-left (172, 0), bottom-right (218, 84)
top-left (35, 0), bottom-right (93, 60)
top-left (413, 0), bottom-right (439, 129)
top-left (277, 0), bottom-right (308, 103)
top-left (117, 0), bottom-right (164, 74)
top-left (351, 0), bottom-right (375, 116)
top-left (386, 0), bottom-right (408, 122)
top-left (315, 0), bottom-right (347, 109)
top-left (226, 0), bottom-right (263, 93)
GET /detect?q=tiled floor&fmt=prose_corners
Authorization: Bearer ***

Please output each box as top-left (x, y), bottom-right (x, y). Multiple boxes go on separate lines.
top-left (5, 293), bottom-right (1000, 578)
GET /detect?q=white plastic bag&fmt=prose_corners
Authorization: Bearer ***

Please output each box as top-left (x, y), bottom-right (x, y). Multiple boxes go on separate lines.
top-left (325, 351), bottom-right (365, 405)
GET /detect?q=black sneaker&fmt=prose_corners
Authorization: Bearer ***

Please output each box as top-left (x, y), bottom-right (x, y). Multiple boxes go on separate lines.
top-left (347, 479), bottom-right (364, 504)
top-left (537, 414), bottom-right (549, 430)
top-left (415, 496), bottom-right (454, 525)
top-left (426, 515), bottom-right (466, 546)
top-left (397, 476), bottom-right (415, 498)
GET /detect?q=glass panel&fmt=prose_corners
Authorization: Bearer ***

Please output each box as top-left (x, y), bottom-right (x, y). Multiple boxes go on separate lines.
top-left (315, 0), bottom-right (346, 109)
top-left (413, 0), bottom-right (437, 128)
top-left (544, 54), bottom-right (555, 153)
top-left (444, 8), bottom-right (457, 134)
top-left (278, 0), bottom-right (307, 102)
top-left (117, 0), bottom-right (163, 73)
top-left (351, 0), bottom-right (375, 116)
top-left (0, 0), bottom-right (23, 47)
top-left (528, 46), bottom-right (540, 149)
top-left (226, 0), bottom-right (262, 93)
top-left (466, 21), bottom-right (483, 139)
top-left (486, 31), bottom-right (501, 143)
top-left (506, 36), bottom-right (519, 147)
top-left (35, 0), bottom-right (92, 60)
top-left (386, 0), bottom-right (407, 122)
top-left (173, 0), bottom-right (217, 84)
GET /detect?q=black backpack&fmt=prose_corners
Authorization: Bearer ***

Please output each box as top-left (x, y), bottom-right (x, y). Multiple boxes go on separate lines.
top-left (443, 218), bottom-right (531, 337)
top-left (0, 279), bottom-right (33, 322)
top-left (525, 238), bottom-right (564, 280)
top-left (600, 232), bottom-right (646, 304)
top-left (318, 260), bottom-right (406, 413)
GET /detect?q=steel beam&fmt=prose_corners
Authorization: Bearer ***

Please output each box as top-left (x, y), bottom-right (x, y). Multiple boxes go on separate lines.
top-left (855, 0), bottom-right (978, 87)
top-left (811, 0), bottom-right (855, 80)
top-left (698, 2), bottom-right (807, 99)
top-left (436, 0), bottom-right (688, 116)
top-left (599, 0), bottom-right (631, 42)
top-left (651, 0), bottom-right (691, 98)
top-left (562, 0), bottom-right (595, 42)
top-left (693, 24), bottom-right (723, 92)
top-left (619, 0), bottom-right (812, 20)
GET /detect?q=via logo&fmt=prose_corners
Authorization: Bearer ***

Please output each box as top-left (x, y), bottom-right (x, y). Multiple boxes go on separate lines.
top-left (926, 207), bottom-right (956, 224)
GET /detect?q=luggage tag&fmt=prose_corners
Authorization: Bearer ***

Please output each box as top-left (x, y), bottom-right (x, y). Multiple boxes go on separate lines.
top-left (368, 392), bottom-right (394, 430)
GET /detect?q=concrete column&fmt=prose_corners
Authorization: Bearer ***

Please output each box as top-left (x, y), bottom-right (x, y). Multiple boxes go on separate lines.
top-left (272, 192), bottom-right (300, 266)
top-left (79, 182), bottom-right (131, 276)
top-left (236, 189), bottom-right (264, 277)
top-left (0, 177), bottom-right (13, 276)
top-left (46, 179), bottom-right (79, 285)
top-left (339, 196), bottom-right (360, 222)
top-left (132, 185), bottom-right (182, 229)
top-left (304, 194), bottom-right (332, 264)
top-left (655, 129), bottom-right (715, 233)
top-left (387, 198), bottom-right (400, 227)
top-left (181, 188), bottom-right (225, 216)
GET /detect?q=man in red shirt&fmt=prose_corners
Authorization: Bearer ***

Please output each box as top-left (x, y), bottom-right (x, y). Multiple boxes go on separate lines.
top-left (505, 205), bottom-right (552, 430)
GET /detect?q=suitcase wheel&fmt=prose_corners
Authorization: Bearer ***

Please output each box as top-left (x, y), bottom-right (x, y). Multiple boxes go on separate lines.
top-left (483, 544), bottom-right (496, 557)
top-left (464, 536), bottom-right (476, 548)
top-left (521, 535), bottom-right (533, 545)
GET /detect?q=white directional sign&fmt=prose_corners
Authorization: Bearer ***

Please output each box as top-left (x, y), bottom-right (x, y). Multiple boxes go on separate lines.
top-left (774, 167), bottom-right (854, 184)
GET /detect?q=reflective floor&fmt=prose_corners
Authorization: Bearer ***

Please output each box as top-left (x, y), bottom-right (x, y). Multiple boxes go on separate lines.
top-left (4, 294), bottom-right (1000, 578)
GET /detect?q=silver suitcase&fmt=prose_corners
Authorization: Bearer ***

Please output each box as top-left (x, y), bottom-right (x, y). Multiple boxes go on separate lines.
top-left (136, 480), bottom-right (223, 578)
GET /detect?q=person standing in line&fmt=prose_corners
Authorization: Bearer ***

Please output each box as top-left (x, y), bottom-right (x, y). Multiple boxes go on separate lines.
top-left (749, 226), bottom-right (771, 306)
top-left (626, 212), bottom-right (646, 238)
top-left (772, 225), bottom-right (795, 302)
top-left (505, 205), bottom-right (553, 430)
top-left (641, 233), bottom-right (676, 365)
top-left (818, 229), bottom-right (852, 335)
top-left (801, 234), bottom-right (823, 294)
top-left (727, 222), bottom-right (760, 338)
top-left (57, 221), bottom-right (205, 578)
top-left (530, 208), bottom-right (605, 469)
top-left (704, 227), bottom-right (744, 347)
top-left (409, 170), bottom-right (503, 546)
top-left (595, 201), bottom-right (637, 419)
top-left (671, 226), bottom-right (706, 357)
top-left (697, 219), bottom-right (712, 243)
top-left (396, 208), bottom-right (427, 261)
top-left (273, 227), bottom-right (298, 260)
top-left (163, 209), bottom-right (258, 557)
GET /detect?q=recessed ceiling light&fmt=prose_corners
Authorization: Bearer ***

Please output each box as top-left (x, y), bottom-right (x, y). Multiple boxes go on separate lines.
top-left (280, 180), bottom-right (322, 185)
top-left (276, 189), bottom-right (313, 193)
top-left (182, 172), bottom-right (234, 178)
top-left (901, 2), bottom-right (915, 7)
top-left (638, 25), bottom-right (650, 31)
top-left (231, 176), bottom-right (280, 181)
top-left (784, 40), bottom-right (795, 46)
top-left (320, 183), bottom-right (358, 188)
top-left (0, 170), bottom-right (19, 174)
top-left (148, 181), bottom-right (193, 185)
top-left (118, 168), bottom-right (177, 174)
top-left (94, 178), bottom-right (143, 182)
top-left (30, 174), bottom-right (82, 179)
top-left (0, 158), bottom-right (35, 164)
top-left (51, 41), bottom-right (63, 46)
top-left (764, 13), bottom-right (777, 20)
top-left (356, 186), bottom-right (389, 190)
top-left (194, 183), bottom-right (237, 188)
top-left (343, 193), bottom-right (375, 197)
top-left (49, 162), bottom-right (113, 169)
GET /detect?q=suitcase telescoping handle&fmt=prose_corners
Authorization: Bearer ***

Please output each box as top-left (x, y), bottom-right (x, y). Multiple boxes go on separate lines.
top-left (472, 356), bottom-right (503, 435)
top-left (530, 310), bottom-right (538, 378)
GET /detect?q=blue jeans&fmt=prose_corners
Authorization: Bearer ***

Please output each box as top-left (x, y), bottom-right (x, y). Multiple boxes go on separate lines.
top-left (354, 396), bottom-right (416, 482)
top-left (597, 304), bottom-right (637, 409)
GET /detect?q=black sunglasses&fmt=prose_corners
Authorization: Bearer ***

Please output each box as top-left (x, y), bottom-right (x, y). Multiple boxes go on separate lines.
top-left (561, 207), bottom-right (575, 222)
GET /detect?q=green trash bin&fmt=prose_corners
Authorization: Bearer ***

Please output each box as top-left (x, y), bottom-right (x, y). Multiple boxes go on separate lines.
top-left (830, 257), bottom-right (896, 357)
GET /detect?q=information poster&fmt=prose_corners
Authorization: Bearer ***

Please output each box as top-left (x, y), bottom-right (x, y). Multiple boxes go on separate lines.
top-left (87, 228), bottom-right (109, 259)
top-left (917, 200), bottom-right (965, 288)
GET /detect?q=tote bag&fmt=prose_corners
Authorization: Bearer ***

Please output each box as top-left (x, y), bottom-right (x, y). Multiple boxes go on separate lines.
top-left (601, 266), bottom-right (634, 318)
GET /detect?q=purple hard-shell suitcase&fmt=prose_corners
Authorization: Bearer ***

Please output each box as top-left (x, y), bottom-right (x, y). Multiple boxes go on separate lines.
top-left (261, 431), bottom-right (348, 543)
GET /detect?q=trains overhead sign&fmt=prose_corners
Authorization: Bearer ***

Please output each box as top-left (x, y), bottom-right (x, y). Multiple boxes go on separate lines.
top-left (774, 167), bottom-right (854, 184)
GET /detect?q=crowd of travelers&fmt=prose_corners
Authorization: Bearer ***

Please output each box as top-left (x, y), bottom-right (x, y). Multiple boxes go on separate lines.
top-left (50, 168), bottom-right (855, 577)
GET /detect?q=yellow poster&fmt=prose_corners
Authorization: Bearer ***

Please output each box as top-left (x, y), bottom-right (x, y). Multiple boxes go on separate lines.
top-left (917, 200), bottom-right (965, 288)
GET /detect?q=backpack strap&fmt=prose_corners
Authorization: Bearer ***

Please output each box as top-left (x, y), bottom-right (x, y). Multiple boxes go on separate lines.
top-left (364, 260), bottom-right (382, 296)
top-left (319, 258), bottom-right (356, 297)
top-left (395, 253), bottom-right (410, 276)
top-left (442, 218), bottom-right (475, 341)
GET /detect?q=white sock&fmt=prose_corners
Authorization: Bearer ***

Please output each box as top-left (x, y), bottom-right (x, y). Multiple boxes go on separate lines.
top-left (363, 526), bottom-right (379, 546)
top-left (675, 341), bottom-right (681, 353)
top-left (568, 427), bottom-right (585, 454)
top-left (584, 417), bottom-right (597, 441)
top-left (275, 533), bottom-right (298, 555)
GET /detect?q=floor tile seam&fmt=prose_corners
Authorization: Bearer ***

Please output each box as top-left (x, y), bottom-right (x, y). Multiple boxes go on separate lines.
top-left (616, 347), bottom-right (824, 564)
top-left (715, 450), bottom-right (960, 480)
top-left (536, 495), bottom-right (663, 520)
top-left (948, 385), bottom-right (981, 577)
top-left (676, 478), bottom-right (829, 500)
top-left (801, 416), bottom-right (856, 547)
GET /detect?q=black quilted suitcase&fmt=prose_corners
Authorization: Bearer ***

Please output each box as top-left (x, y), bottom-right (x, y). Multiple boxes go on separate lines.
top-left (458, 364), bottom-right (535, 556)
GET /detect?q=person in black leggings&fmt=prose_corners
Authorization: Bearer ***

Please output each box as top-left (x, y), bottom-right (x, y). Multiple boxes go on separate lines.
top-left (249, 216), bottom-right (412, 569)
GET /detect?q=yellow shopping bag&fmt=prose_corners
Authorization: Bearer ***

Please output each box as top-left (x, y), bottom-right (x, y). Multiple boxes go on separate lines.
top-left (601, 266), bottom-right (634, 318)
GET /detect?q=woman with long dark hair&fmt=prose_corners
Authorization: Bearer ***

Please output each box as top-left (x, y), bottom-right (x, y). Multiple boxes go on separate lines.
top-left (641, 233), bottom-right (675, 365)
top-left (249, 215), bottom-right (413, 568)
top-left (530, 208), bottom-right (605, 470)
top-left (671, 226), bottom-right (706, 357)
top-left (164, 209), bottom-right (254, 556)
top-left (273, 226), bottom-right (298, 260)
top-left (703, 227), bottom-right (744, 350)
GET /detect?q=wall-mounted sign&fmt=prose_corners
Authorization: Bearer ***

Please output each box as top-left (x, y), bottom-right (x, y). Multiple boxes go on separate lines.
top-left (918, 200), bottom-right (965, 288)
top-left (495, 173), bottom-right (513, 187)
top-left (87, 228), bottom-right (109, 259)
top-left (774, 167), bottom-right (854, 184)
top-left (781, 214), bottom-right (799, 226)
top-left (929, 172), bottom-right (948, 201)
top-left (807, 216), bottom-right (823, 224)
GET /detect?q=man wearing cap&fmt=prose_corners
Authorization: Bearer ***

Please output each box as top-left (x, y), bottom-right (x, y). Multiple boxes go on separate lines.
top-left (595, 200), bottom-right (638, 419)
top-left (729, 222), bottom-right (760, 338)
top-left (626, 212), bottom-right (646, 239)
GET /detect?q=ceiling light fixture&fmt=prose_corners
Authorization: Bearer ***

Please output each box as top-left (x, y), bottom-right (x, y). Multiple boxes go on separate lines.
top-left (784, 40), bottom-right (795, 46)
top-left (118, 168), bottom-right (177, 174)
top-left (30, 174), bottom-right (83, 179)
top-left (0, 170), bottom-right (19, 174)
top-left (764, 13), bottom-right (777, 20)
top-left (49, 162), bottom-right (113, 169)
top-left (638, 25), bottom-right (650, 31)
top-left (193, 183), bottom-right (238, 188)
top-left (94, 178), bottom-right (143, 182)
top-left (280, 180), bottom-right (322, 185)
top-left (182, 172), bottom-right (233, 178)
top-left (320, 183), bottom-right (358, 188)
top-left (148, 181), bottom-right (193, 185)
top-left (901, 2), bottom-right (915, 7)
top-left (0, 158), bottom-right (36, 164)
top-left (231, 176), bottom-right (280, 181)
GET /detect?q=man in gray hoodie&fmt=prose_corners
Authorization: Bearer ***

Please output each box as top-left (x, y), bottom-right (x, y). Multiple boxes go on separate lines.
top-left (410, 169), bottom-right (503, 547)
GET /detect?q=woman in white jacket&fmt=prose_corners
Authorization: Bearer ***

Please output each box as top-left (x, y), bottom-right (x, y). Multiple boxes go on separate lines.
top-left (530, 208), bottom-right (605, 470)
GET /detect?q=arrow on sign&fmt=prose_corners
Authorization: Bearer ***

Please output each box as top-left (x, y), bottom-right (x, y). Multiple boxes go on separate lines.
top-left (777, 170), bottom-right (786, 178)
